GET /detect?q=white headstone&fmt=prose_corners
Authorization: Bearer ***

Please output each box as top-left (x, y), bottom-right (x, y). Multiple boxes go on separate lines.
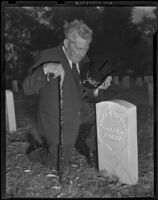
top-left (148, 83), bottom-right (153, 106)
top-left (96, 100), bottom-right (138, 185)
top-left (12, 80), bottom-right (18, 92)
top-left (114, 76), bottom-right (119, 85)
top-left (144, 76), bottom-right (149, 83)
top-left (136, 77), bottom-right (143, 87)
top-left (5, 90), bottom-right (16, 133)
top-left (122, 76), bottom-right (130, 89)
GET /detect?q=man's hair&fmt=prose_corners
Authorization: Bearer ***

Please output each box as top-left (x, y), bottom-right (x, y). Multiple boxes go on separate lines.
top-left (64, 19), bottom-right (93, 43)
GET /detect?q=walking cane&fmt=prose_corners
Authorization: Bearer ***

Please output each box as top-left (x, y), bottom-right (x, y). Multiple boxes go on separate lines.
top-left (46, 64), bottom-right (64, 183)
top-left (58, 73), bottom-right (64, 183)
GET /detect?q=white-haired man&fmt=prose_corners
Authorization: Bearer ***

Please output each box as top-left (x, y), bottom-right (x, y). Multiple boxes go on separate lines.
top-left (23, 20), bottom-right (112, 169)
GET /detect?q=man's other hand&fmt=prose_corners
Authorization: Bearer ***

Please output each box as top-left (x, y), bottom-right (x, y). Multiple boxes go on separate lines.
top-left (98, 76), bottom-right (112, 90)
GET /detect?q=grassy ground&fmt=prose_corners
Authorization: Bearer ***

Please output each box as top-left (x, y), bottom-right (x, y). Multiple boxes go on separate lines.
top-left (5, 83), bottom-right (154, 198)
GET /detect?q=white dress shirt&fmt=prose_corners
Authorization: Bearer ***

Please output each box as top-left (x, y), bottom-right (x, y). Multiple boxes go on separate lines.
top-left (62, 46), bottom-right (80, 73)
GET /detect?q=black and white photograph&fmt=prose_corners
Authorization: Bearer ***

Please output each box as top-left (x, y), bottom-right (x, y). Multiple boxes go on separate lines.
top-left (2, 1), bottom-right (157, 198)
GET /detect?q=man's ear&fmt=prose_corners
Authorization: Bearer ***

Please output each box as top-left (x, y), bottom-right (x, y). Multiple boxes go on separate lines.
top-left (64, 39), bottom-right (69, 49)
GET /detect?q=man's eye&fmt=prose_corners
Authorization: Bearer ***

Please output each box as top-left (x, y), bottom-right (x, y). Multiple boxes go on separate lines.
top-left (77, 47), bottom-right (82, 51)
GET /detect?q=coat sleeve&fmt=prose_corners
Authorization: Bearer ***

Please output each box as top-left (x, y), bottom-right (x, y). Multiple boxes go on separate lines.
top-left (81, 86), bottom-right (102, 103)
top-left (22, 65), bottom-right (47, 95)
top-left (80, 57), bottom-right (103, 102)
top-left (23, 49), bottom-right (55, 96)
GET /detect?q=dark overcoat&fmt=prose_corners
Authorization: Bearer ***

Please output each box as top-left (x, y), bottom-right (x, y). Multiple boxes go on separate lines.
top-left (23, 45), bottom-right (93, 145)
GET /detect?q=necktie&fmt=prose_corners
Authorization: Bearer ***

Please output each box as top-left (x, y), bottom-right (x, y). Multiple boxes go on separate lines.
top-left (71, 63), bottom-right (87, 98)
top-left (71, 63), bottom-right (80, 89)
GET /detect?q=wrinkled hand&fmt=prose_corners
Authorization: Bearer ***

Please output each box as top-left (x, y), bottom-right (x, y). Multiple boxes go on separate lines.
top-left (43, 63), bottom-right (65, 83)
top-left (97, 76), bottom-right (112, 90)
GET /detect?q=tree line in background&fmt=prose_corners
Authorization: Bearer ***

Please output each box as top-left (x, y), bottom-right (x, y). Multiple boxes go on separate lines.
top-left (4, 6), bottom-right (157, 85)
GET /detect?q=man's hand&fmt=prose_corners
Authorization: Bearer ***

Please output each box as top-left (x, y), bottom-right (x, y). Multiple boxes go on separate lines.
top-left (43, 63), bottom-right (65, 83)
top-left (98, 75), bottom-right (112, 90)
top-left (93, 76), bottom-right (112, 97)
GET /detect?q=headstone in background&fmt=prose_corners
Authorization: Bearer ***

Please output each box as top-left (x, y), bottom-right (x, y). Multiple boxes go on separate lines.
top-left (149, 76), bottom-right (153, 82)
top-left (12, 80), bottom-right (18, 92)
top-left (148, 82), bottom-right (153, 106)
top-left (5, 90), bottom-right (16, 133)
top-left (122, 76), bottom-right (130, 89)
top-left (96, 100), bottom-right (138, 185)
top-left (113, 76), bottom-right (119, 85)
top-left (136, 77), bottom-right (143, 87)
top-left (144, 76), bottom-right (149, 83)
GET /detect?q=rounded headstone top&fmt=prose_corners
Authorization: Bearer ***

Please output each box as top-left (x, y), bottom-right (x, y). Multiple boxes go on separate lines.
top-left (5, 90), bottom-right (13, 95)
top-left (96, 100), bottom-right (136, 109)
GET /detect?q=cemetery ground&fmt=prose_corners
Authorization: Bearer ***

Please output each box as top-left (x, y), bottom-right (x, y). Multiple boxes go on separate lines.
top-left (5, 83), bottom-right (154, 198)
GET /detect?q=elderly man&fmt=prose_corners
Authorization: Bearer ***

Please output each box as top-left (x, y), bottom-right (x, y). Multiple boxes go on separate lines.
top-left (23, 20), bottom-right (112, 169)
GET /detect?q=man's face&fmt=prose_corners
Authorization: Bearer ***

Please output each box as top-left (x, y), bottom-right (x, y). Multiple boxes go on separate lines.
top-left (64, 33), bottom-right (90, 63)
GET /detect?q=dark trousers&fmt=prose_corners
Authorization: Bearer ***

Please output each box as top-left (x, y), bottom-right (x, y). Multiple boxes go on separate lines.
top-left (27, 101), bottom-right (97, 168)
top-left (77, 100), bottom-right (97, 152)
